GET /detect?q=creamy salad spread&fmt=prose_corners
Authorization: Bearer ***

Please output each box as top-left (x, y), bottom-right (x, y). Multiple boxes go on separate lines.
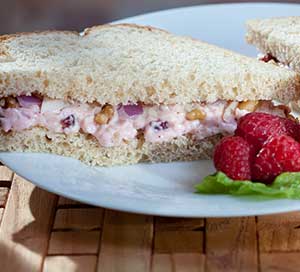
top-left (0, 95), bottom-right (287, 147)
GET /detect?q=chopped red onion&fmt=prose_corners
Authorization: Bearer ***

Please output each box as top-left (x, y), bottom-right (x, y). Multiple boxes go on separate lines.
top-left (122, 103), bottom-right (143, 116)
top-left (17, 95), bottom-right (42, 108)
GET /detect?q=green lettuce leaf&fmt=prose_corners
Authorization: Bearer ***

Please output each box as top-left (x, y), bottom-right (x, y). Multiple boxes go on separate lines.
top-left (195, 172), bottom-right (300, 199)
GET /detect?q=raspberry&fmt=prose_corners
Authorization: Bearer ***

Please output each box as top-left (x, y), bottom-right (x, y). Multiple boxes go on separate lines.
top-left (252, 135), bottom-right (300, 183)
top-left (213, 136), bottom-right (252, 180)
top-left (235, 112), bottom-right (292, 154)
top-left (282, 118), bottom-right (300, 141)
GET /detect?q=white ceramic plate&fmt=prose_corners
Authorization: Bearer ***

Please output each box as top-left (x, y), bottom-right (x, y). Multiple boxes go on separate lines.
top-left (2, 3), bottom-right (300, 217)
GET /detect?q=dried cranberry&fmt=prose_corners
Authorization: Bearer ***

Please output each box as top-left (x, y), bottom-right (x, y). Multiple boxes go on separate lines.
top-left (160, 121), bottom-right (169, 130)
top-left (150, 120), bottom-right (169, 132)
top-left (61, 114), bottom-right (75, 129)
top-left (259, 53), bottom-right (278, 63)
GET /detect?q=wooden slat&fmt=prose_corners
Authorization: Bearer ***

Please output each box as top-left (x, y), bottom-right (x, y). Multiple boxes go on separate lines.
top-left (57, 197), bottom-right (92, 208)
top-left (173, 254), bottom-right (205, 272)
top-left (154, 217), bottom-right (204, 253)
top-left (205, 217), bottom-right (257, 272)
top-left (0, 166), bottom-right (13, 181)
top-left (44, 256), bottom-right (97, 272)
top-left (257, 212), bottom-right (300, 252)
top-left (0, 175), bottom-right (57, 272)
top-left (97, 211), bottom-right (153, 272)
top-left (260, 253), bottom-right (300, 272)
top-left (154, 229), bottom-right (203, 253)
top-left (152, 218), bottom-right (204, 272)
top-left (53, 208), bottom-right (103, 230)
top-left (0, 187), bottom-right (9, 207)
top-left (155, 217), bottom-right (204, 231)
top-left (48, 231), bottom-right (100, 255)
top-left (151, 254), bottom-right (172, 272)
top-left (152, 253), bottom-right (204, 272)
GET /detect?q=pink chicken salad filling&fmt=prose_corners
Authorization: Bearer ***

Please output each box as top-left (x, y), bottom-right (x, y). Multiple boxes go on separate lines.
top-left (0, 95), bottom-right (287, 147)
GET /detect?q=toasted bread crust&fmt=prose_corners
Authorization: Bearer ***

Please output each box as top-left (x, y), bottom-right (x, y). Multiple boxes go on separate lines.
top-left (0, 23), bottom-right (299, 104)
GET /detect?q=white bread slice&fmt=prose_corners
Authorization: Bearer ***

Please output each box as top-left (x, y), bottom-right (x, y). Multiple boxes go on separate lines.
top-left (0, 128), bottom-right (221, 166)
top-left (246, 17), bottom-right (300, 73)
top-left (0, 24), bottom-right (299, 104)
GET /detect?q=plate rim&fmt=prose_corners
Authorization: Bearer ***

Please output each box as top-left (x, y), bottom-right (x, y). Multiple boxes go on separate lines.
top-left (2, 152), bottom-right (300, 218)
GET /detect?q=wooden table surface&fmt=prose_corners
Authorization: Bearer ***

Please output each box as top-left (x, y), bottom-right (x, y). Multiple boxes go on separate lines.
top-left (0, 164), bottom-right (299, 272)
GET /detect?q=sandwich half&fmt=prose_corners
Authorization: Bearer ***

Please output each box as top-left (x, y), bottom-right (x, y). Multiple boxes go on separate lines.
top-left (246, 17), bottom-right (300, 71)
top-left (0, 24), bottom-right (299, 166)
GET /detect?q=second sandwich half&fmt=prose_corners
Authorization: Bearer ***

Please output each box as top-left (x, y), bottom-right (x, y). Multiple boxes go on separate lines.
top-left (0, 24), bottom-right (299, 166)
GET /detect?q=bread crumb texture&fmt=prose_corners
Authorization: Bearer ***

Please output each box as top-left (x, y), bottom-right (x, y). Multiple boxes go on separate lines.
top-left (0, 127), bottom-right (221, 166)
top-left (0, 24), bottom-right (299, 104)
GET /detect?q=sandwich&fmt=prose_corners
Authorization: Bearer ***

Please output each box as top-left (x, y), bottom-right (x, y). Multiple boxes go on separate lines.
top-left (246, 17), bottom-right (300, 71)
top-left (0, 24), bottom-right (299, 166)
top-left (246, 16), bottom-right (300, 111)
